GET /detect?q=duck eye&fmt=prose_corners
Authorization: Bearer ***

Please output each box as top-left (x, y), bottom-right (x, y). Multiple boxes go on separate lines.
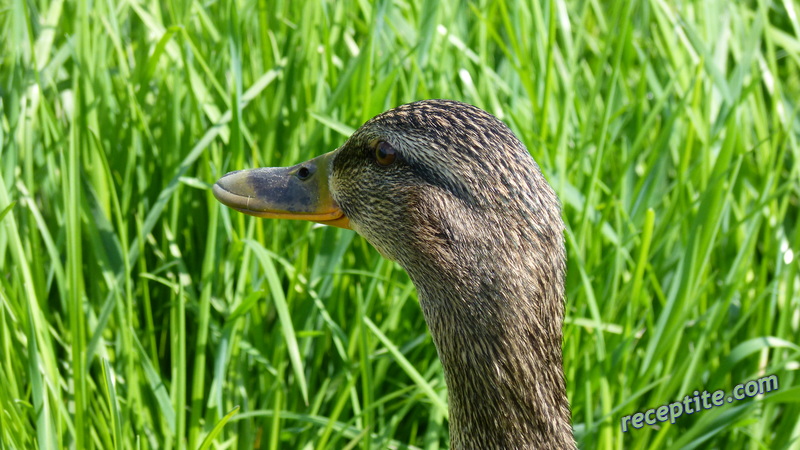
top-left (375, 141), bottom-right (397, 166)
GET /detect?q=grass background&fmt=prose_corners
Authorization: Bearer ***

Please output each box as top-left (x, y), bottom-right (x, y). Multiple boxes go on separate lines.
top-left (1, 0), bottom-right (799, 448)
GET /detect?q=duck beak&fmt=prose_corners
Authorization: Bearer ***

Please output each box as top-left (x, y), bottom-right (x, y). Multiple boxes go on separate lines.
top-left (212, 151), bottom-right (351, 229)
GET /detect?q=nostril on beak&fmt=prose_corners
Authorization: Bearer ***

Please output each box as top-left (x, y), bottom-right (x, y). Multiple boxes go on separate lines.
top-left (297, 166), bottom-right (312, 180)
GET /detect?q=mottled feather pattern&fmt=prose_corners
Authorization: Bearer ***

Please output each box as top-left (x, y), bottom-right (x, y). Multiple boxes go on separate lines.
top-left (330, 100), bottom-right (575, 448)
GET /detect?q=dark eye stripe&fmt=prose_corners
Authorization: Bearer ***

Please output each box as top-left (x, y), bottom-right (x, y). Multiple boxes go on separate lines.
top-left (376, 141), bottom-right (397, 166)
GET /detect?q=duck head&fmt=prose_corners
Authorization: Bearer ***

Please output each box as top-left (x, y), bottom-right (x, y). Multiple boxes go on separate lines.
top-left (213, 100), bottom-right (563, 278)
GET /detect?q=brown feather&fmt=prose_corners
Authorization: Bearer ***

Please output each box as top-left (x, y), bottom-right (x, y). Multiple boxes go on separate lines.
top-left (330, 100), bottom-right (574, 448)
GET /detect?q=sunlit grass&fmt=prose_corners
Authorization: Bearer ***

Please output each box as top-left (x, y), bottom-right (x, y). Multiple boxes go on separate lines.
top-left (1, 0), bottom-right (799, 448)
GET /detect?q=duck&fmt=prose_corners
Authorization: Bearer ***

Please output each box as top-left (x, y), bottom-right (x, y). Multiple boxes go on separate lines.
top-left (213, 100), bottom-right (575, 449)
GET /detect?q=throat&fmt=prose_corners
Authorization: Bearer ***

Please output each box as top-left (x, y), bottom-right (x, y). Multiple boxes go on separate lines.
top-left (411, 270), bottom-right (575, 449)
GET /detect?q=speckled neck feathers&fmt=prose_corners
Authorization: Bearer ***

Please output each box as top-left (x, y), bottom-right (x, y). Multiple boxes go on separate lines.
top-left (405, 209), bottom-right (573, 448)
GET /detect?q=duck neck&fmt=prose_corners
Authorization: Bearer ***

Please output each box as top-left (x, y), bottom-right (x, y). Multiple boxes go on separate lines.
top-left (408, 257), bottom-right (575, 449)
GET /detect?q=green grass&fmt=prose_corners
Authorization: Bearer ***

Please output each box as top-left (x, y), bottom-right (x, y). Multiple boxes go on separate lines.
top-left (1, 0), bottom-right (799, 448)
